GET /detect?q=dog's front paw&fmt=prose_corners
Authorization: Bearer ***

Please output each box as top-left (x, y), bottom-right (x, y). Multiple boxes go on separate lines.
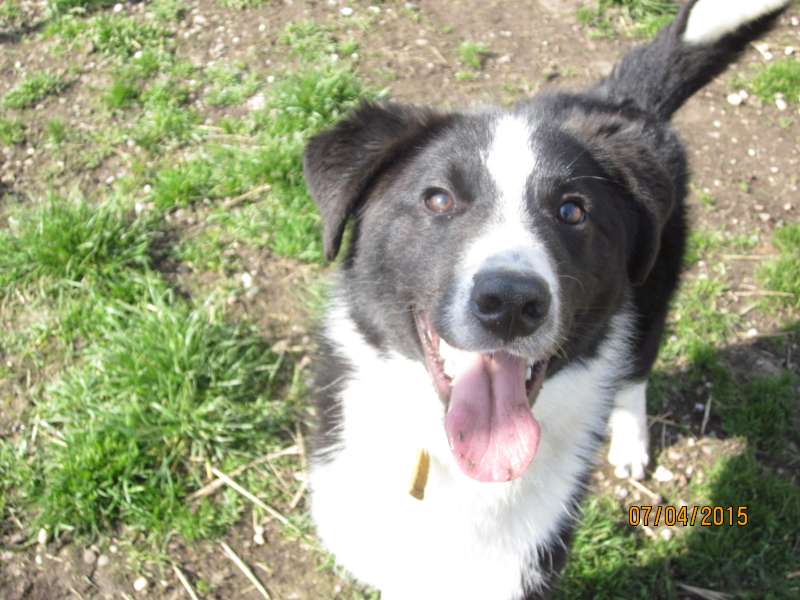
top-left (607, 416), bottom-right (649, 480)
top-left (607, 382), bottom-right (650, 480)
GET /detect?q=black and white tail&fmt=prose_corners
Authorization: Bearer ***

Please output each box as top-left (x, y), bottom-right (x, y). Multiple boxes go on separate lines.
top-left (594, 0), bottom-right (791, 120)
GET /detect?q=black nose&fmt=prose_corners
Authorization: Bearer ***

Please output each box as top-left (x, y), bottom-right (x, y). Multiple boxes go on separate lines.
top-left (470, 271), bottom-right (551, 341)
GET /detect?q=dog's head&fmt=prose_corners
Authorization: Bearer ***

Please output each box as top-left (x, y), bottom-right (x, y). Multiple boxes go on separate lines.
top-left (304, 98), bottom-right (675, 482)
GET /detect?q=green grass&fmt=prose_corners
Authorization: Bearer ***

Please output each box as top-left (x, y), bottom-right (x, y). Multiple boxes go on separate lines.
top-left (577, 0), bottom-right (677, 39)
top-left (150, 63), bottom-right (375, 260)
top-left (749, 59), bottom-right (800, 104)
top-left (558, 450), bottom-right (800, 598)
top-left (47, 0), bottom-right (116, 15)
top-left (3, 72), bottom-right (65, 109)
top-left (89, 14), bottom-right (170, 57)
top-left (0, 117), bottom-right (25, 145)
top-left (204, 64), bottom-right (261, 107)
top-left (758, 224), bottom-right (800, 307)
top-left (0, 196), bottom-right (153, 294)
top-left (662, 278), bottom-right (734, 362)
top-left (458, 41), bottom-right (490, 70)
top-left (31, 281), bottom-right (295, 543)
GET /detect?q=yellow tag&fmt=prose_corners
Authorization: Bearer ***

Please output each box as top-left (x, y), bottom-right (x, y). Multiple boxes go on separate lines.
top-left (409, 448), bottom-right (430, 501)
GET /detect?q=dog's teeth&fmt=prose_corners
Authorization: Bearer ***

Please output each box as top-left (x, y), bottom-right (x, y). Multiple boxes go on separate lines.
top-left (526, 366), bottom-right (533, 381)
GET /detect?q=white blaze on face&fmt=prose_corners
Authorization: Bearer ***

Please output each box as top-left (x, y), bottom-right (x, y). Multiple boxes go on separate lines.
top-left (447, 114), bottom-right (560, 349)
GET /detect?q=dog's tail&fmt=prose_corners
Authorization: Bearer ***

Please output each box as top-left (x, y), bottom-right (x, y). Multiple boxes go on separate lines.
top-left (592, 0), bottom-right (791, 120)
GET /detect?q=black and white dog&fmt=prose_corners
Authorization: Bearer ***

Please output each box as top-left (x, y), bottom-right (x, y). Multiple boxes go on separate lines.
top-left (302, 1), bottom-right (790, 598)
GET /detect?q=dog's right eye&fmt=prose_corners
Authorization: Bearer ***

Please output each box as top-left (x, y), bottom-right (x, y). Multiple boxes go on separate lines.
top-left (424, 189), bottom-right (456, 214)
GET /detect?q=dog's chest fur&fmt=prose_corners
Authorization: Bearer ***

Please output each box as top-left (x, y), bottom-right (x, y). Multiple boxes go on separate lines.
top-left (309, 304), bottom-right (633, 600)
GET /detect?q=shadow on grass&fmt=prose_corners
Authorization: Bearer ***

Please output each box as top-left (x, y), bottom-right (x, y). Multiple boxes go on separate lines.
top-left (556, 323), bottom-right (800, 600)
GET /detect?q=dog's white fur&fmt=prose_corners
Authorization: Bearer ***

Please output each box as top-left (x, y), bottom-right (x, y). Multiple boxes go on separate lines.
top-left (445, 116), bottom-right (561, 358)
top-left (683, 0), bottom-right (790, 45)
top-left (310, 302), bottom-right (634, 600)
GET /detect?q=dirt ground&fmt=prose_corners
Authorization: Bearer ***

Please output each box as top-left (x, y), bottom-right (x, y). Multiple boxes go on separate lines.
top-left (1, 1), bottom-right (799, 598)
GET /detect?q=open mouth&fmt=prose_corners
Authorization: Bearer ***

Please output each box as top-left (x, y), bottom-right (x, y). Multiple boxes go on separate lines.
top-left (413, 310), bottom-right (549, 483)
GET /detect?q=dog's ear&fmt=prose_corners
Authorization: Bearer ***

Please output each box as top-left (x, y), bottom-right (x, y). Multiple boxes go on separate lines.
top-left (567, 117), bottom-right (676, 286)
top-left (304, 101), bottom-right (450, 261)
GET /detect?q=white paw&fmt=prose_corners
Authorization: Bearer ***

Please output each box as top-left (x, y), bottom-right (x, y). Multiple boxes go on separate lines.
top-left (607, 381), bottom-right (650, 480)
top-left (607, 422), bottom-right (649, 480)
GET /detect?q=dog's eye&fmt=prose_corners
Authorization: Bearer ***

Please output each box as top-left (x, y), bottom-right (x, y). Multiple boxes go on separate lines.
top-left (558, 197), bottom-right (586, 225)
top-left (424, 189), bottom-right (456, 214)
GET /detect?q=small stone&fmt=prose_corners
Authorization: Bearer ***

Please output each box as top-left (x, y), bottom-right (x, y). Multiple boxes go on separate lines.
top-left (133, 576), bottom-right (148, 592)
top-left (83, 549), bottom-right (97, 565)
top-left (35, 554), bottom-right (43, 565)
top-left (497, 54), bottom-right (512, 64)
top-left (784, 203), bottom-right (793, 211)
top-left (615, 486), bottom-right (628, 499)
top-left (109, 544), bottom-right (118, 554)
top-left (266, 75), bottom-right (275, 84)
top-left (770, 166), bottom-right (779, 174)
top-left (97, 554), bottom-right (110, 568)
top-left (726, 92), bottom-right (743, 106)
top-left (653, 465), bottom-right (673, 483)
top-left (660, 529), bottom-right (673, 541)
top-left (193, 15), bottom-right (207, 26)
top-left (241, 272), bottom-right (253, 289)
top-left (758, 212), bottom-right (771, 222)
top-left (340, 7), bottom-right (354, 16)
top-left (775, 97), bottom-right (788, 111)
top-left (754, 203), bottom-right (765, 211)
top-left (694, 402), bottom-right (705, 412)
top-left (746, 328), bottom-right (759, 338)
top-left (247, 93), bottom-right (265, 111)
top-left (258, 23), bottom-right (267, 32)
top-left (785, 47), bottom-right (795, 56)
top-left (37, 529), bottom-right (47, 546)
top-left (747, 148), bottom-right (756, 157)
top-left (791, 17), bottom-right (799, 27)
top-left (113, 3), bottom-right (123, 13)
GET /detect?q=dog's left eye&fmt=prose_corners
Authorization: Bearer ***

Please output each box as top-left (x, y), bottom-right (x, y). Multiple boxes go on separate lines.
top-left (424, 189), bottom-right (456, 214)
top-left (558, 197), bottom-right (587, 225)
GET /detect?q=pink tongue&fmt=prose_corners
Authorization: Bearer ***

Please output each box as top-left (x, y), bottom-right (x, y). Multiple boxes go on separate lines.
top-left (445, 351), bottom-right (540, 482)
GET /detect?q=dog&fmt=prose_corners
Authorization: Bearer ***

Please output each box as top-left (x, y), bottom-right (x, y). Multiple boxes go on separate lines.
top-left (301, 1), bottom-right (791, 598)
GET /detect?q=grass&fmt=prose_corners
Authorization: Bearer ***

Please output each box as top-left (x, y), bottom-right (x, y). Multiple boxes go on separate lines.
top-left (204, 64), bottom-right (261, 107)
top-left (149, 63), bottom-right (375, 260)
top-left (0, 117), bottom-right (25, 145)
top-left (3, 72), bottom-right (65, 109)
top-left (0, 196), bottom-right (153, 294)
top-left (758, 224), bottom-right (800, 307)
top-left (31, 281), bottom-right (295, 543)
top-left (577, 0), bottom-right (677, 39)
top-left (749, 59), bottom-right (800, 104)
top-left (458, 41), bottom-right (490, 70)
top-left (558, 450), bottom-right (800, 598)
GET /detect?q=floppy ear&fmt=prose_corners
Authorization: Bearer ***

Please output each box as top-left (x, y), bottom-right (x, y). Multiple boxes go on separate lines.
top-left (304, 101), bottom-right (452, 261)
top-left (567, 117), bottom-right (676, 285)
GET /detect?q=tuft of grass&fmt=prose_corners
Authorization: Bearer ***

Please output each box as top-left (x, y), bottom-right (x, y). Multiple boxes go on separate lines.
top-left (88, 14), bottom-right (170, 58)
top-left (3, 72), bottom-right (65, 109)
top-left (45, 118), bottom-right (70, 146)
top-left (749, 59), bottom-right (800, 105)
top-left (131, 81), bottom-right (198, 153)
top-left (0, 197), bottom-right (153, 294)
top-left (280, 20), bottom-right (335, 59)
top-left (662, 279), bottom-right (734, 362)
top-left (577, 0), bottom-right (677, 39)
top-left (32, 282), bottom-right (295, 543)
top-left (0, 441), bottom-right (32, 527)
top-left (204, 64), bottom-right (261, 107)
top-left (47, 0), bottom-right (115, 15)
top-left (758, 223), bottom-right (800, 307)
top-left (0, 117), bottom-right (25, 145)
top-left (458, 41), bottom-right (490, 70)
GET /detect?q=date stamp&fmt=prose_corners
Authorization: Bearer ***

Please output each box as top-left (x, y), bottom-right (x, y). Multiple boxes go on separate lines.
top-left (628, 505), bottom-right (749, 527)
